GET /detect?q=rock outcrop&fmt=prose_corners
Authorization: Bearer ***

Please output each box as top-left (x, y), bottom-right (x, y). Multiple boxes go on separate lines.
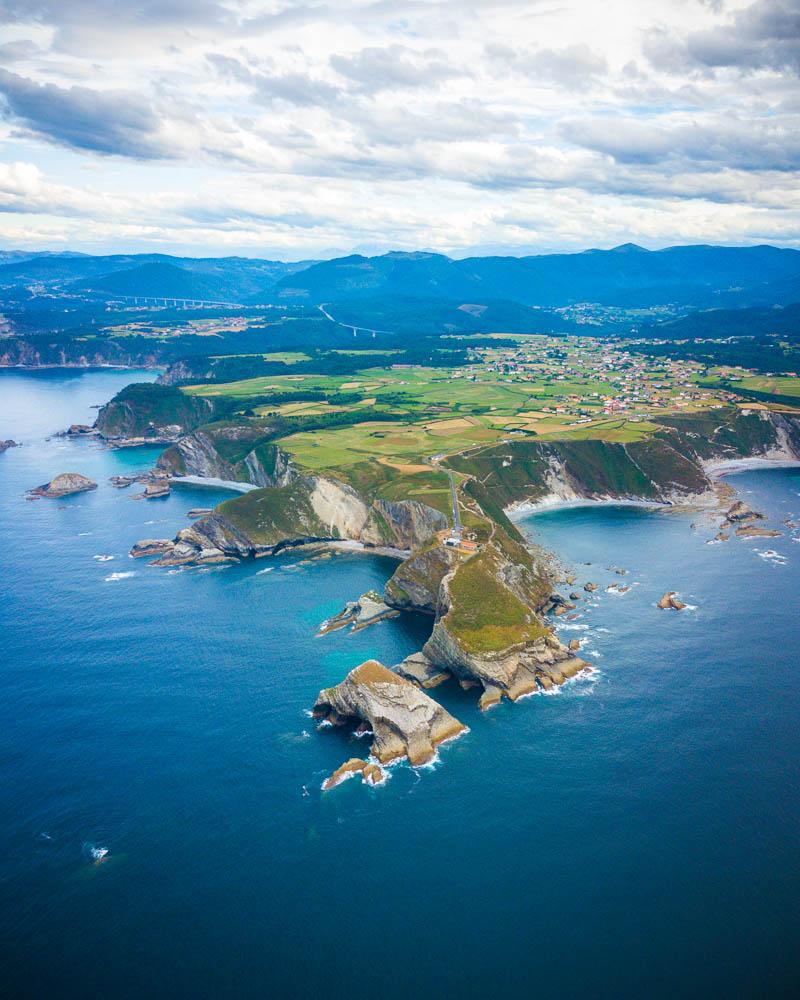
top-left (384, 541), bottom-right (457, 615)
top-left (133, 474), bottom-right (447, 566)
top-left (158, 429), bottom-right (296, 488)
top-left (393, 651), bottom-right (450, 689)
top-left (313, 660), bottom-right (466, 766)
top-left (321, 757), bottom-right (386, 791)
top-left (657, 591), bottom-right (687, 611)
top-left (424, 618), bottom-right (588, 710)
top-left (735, 525), bottom-right (781, 538)
top-left (318, 591), bottom-right (399, 635)
top-left (140, 479), bottom-right (171, 499)
top-left (64, 424), bottom-right (98, 437)
top-left (725, 500), bottom-right (763, 523)
top-left (130, 539), bottom-right (175, 558)
top-left (27, 472), bottom-right (97, 498)
top-left (0, 439), bottom-right (20, 453)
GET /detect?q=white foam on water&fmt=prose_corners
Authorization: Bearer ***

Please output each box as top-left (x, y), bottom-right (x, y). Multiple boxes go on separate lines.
top-left (256, 567), bottom-right (273, 575)
top-left (83, 842), bottom-right (109, 864)
top-left (105, 571), bottom-right (135, 581)
top-left (755, 548), bottom-right (787, 564)
top-left (93, 554), bottom-right (114, 562)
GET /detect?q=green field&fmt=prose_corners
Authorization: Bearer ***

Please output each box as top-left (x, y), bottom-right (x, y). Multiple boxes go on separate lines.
top-left (176, 337), bottom-right (764, 479)
top-left (737, 376), bottom-right (800, 398)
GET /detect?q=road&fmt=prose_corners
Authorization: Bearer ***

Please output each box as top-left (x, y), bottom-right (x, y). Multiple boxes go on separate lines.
top-left (317, 303), bottom-right (394, 336)
top-left (447, 471), bottom-right (462, 535)
top-left (82, 291), bottom-right (275, 310)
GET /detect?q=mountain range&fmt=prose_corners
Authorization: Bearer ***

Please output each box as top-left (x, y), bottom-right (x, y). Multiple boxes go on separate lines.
top-left (2, 244), bottom-right (799, 329)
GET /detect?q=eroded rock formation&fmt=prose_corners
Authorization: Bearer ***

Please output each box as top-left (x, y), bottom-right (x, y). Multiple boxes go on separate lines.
top-left (313, 660), bottom-right (466, 766)
top-left (27, 472), bottom-right (97, 498)
top-left (321, 757), bottom-right (386, 791)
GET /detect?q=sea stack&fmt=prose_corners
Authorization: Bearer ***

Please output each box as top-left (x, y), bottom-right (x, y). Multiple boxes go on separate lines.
top-left (313, 660), bottom-right (466, 766)
top-left (658, 591), bottom-right (687, 611)
top-left (27, 472), bottom-right (97, 498)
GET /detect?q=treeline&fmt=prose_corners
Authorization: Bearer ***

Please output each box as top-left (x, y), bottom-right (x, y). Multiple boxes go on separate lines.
top-left (635, 339), bottom-right (800, 374)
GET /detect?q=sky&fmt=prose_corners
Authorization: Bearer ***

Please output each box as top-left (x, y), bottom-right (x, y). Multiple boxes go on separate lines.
top-left (0, 0), bottom-right (798, 259)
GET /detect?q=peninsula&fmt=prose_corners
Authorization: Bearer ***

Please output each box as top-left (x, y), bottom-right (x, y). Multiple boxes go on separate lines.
top-left (92, 334), bottom-right (800, 785)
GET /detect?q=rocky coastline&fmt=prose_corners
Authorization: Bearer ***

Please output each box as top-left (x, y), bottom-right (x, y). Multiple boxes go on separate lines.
top-left (103, 396), bottom-right (800, 786)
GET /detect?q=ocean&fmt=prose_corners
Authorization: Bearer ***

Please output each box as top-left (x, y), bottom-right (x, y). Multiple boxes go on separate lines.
top-left (1, 369), bottom-right (799, 998)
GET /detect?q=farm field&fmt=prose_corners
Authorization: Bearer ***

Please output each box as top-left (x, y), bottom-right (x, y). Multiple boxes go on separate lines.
top-left (179, 335), bottom-right (747, 481)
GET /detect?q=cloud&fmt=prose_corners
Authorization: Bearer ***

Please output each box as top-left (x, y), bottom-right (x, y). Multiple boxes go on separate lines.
top-left (330, 44), bottom-right (464, 92)
top-left (207, 54), bottom-right (341, 107)
top-left (0, 70), bottom-right (176, 158)
top-left (0, 0), bottom-right (798, 255)
top-left (562, 115), bottom-right (800, 172)
top-left (645, 0), bottom-right (800, 76)
top-left (1, 1), bottom-right (236, 55)
top-left (486, 42), bottom-right (608, 90)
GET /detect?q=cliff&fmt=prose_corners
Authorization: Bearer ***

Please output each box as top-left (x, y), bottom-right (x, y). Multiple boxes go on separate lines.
top-left (94, 383), bottom-right (216, 440)
top-left (0, 336), bottom-right (164, 370)
top-left (384, 540), bottom-right (458, 615)
top-left (158, 422), bottom-right (296, 487)
top-left (313, 660), bottom-right (466, 766)
top-left (139, 473), bottom-right (447, 565)
top-left (447, 408), bottom-right (800, 510)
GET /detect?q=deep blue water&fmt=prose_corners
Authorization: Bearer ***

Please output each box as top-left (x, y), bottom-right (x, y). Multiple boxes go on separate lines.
top-left (1, 370), bottom-right (799, 998)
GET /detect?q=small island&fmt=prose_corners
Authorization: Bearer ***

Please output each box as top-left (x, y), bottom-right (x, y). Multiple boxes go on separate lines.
top-left (27, 472), bottom-right (97, 499)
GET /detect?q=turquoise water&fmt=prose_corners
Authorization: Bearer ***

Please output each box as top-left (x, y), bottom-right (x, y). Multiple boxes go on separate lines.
top-left (1, 370), bottom-right (799, 998)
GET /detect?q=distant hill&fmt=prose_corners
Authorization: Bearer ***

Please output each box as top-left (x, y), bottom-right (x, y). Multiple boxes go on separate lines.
top-left (3, 244), bottom-right (800, 320)
top-left (274, 244), bottom-right (800, 309)
top-left (73, 262), bottom-right (244, 302)
top-left (326, 295), bottom-right (580, 336)
top-left (641, 302), bottom-right (800, 341)
top-left (0, 252), bottom-right (309, 299)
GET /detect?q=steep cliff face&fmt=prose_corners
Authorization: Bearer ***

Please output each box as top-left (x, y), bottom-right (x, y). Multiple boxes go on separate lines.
top-left (140, 474), bottom-right (448, 564)
top-left (360, 498), bottom-right (447, 550)
top-left (0, 337), bottom-right (163, 370)
top-left (384, 541), bottom-right (458, 615)
top-left (94, 383), bottom-right (214, 439)
top-left (415, 538), bottom-right (584, 708)
top-left (158, 429), bottom-right (296, 487)
top-left (313, 660), bottom-right (466, 766)
top-left (447, 408), bottom-right (800, 510)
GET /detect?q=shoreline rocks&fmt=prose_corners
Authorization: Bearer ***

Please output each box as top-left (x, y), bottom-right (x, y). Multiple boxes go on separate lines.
top-left (130, 539), bottom-right (176, 559)
top-left (1, 439), bottom-right (20, 453)
top-left (140, 480), bottom-right (171, 500)
top-left (735, 525), bottom-right (781, 538)
top-left (393, 651), bottom-right (451, 689)
top-left (322, 757), bottom-right (386, 791)
top-left (27, 472), bottom-right (97, 499)
top-left (313, 660), bottom-right (466, 766)
top-left (187, 508), bottom-right (213, 519)
top-left (657, 591), bottom-right (687, 611)
top-left (317, 591), bottom-right (400, 636)
top-left (64, 424), bottom-right (98, 437)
